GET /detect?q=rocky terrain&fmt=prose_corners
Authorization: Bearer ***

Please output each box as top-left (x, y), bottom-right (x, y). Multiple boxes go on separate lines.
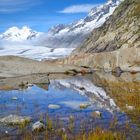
top-left (58, 0), bottom-right (140, 72)
top-left (0, 55), bottom-right (91, 90)
top-left (0, 56), bottom-right (88, 77)
top-left (74, 0), bottom-right (140, 53)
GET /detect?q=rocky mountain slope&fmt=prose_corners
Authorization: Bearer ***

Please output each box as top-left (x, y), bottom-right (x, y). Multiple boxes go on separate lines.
top-left (74, 0), bottom-right (140, 53)
top-left (40, 0), bottom-right (123, 48)
top-left (58, 0), bottom-right (140, 72)
top-left (0, 26), bottom-right (42, 42)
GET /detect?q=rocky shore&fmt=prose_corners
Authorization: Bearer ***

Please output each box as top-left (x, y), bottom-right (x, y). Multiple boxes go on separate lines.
top-left (0, 55), bottom-right (89, 78)
top-left (55, 46), bottom-right (140, 72)
top-left (0, 55), bottom-right (92, 90)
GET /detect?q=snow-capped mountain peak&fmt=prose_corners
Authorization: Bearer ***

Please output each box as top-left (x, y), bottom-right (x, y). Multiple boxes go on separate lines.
top-left (41, 0), bottom-right (123, 48)
top-left (86, 0), bottom-right (122, 23)
top-left (57, 0), bottom-right (122, 33)
top-left (0, 26), bottom-right (42, 42)
top-left (0, 0), bottom-right (123, 46)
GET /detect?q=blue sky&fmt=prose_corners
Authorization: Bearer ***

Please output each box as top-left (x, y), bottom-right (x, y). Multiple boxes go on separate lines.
top-left (0, 0), bottom-right (107, 33)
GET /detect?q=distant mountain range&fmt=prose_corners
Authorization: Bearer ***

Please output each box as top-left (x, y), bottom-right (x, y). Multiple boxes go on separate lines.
top-left (0, 0), bottom-right (123, 48)
top-left (0, 26), bottom-right (42, 42)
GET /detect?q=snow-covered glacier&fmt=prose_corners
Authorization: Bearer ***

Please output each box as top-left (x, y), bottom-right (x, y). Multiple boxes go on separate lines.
top-left (0, 43), bottom-right (74, 60)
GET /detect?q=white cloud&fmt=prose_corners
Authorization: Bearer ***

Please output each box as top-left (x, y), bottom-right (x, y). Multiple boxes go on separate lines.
top-left (59, 4), bottom-right (99, 14)
top-left (0, 0), bottom-right (41, 13)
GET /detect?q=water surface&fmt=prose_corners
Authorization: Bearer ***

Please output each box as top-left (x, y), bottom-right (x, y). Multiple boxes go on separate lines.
top-left (0, 75), bottom-right (137, 138)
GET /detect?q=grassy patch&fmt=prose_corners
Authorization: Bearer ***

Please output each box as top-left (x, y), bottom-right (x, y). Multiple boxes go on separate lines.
top-left (75, 128), bottom-right (126, 140)
top-left (105, 82), bottom-right (140, 127)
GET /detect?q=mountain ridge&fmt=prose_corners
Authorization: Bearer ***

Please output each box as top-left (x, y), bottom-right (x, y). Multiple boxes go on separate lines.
top-left (74, 0), bottom-right (140, 53)
top-left (42, 0), bottom-right (123, 48)
top-left (57, 0), bottom-right (140, 72)
top-left (0, 0), bottom-right (123, 48)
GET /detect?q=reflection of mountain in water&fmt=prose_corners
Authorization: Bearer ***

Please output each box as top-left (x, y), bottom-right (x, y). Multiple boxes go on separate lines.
top-left (51, 76), bottom-right (119, 113)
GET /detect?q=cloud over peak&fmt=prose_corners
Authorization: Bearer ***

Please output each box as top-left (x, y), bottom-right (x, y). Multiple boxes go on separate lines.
top-left (59, 4), bottom-right (99, 14)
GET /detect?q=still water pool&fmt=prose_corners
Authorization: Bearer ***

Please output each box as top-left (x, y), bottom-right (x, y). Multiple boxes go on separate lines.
top-left (0, 76), bottom-right (130, 138)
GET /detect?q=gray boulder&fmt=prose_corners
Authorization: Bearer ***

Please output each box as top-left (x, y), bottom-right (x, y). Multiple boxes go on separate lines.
top-left (32, 121), bottom-right (46, 132)
top-left (0, 114), bottom-right (31, 125)
top-left (48, 104), bottom-right (61, 109)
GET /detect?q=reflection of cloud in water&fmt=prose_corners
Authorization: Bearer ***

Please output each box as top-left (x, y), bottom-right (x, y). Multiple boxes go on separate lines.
top-left (51, 76), bottom-right (119, 113)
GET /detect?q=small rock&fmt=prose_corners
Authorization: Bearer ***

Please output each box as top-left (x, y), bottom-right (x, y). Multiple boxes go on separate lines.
top-left (0, 115), bottom-right (31, 125)
top-left (32, 121), bottom-right (46, 132)
top-left (79, 103), bottom-right (90, 109)
top-left (19, 81), bottom-right (28, 89)
top-left (28, 84), bottom-right (34, 87)
top-left (92, 111), bottom-right (102, 118)
top-left (114, 67), bottom-right (123, 77)
top-left (57, 127), bottom-right (66, 134)
top-left (11, 97), bottom-right (18, 100)
top-left (79, 87), bottom-right (85, 91)
top-left (126, 104), bottom-right (135, 111)
top-left (48, 104), bottom-right (60, 109)
top-left (64, 69), bottom-right (78, 75)
top-left (62, 128), bottom-right (66, 133)
top-left (69, 115), bottom-right (74, 122)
